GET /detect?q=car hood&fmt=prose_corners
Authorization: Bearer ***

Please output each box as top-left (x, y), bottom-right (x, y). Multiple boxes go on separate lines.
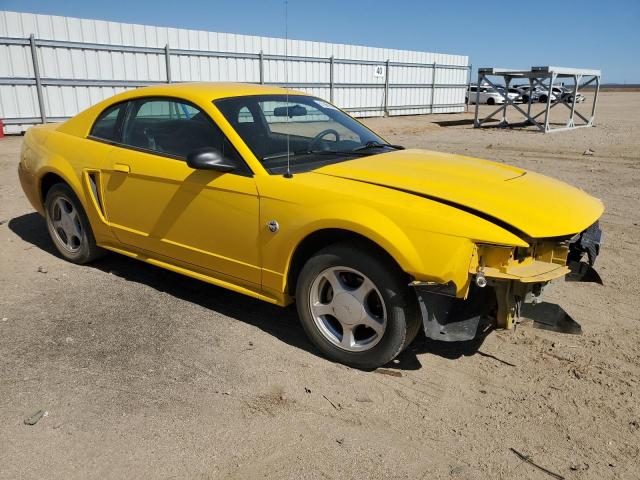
top-left (314, 149), bottom-right (604, 239)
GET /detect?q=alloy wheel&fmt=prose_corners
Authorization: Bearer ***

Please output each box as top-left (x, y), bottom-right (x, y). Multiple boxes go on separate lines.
top-left (49, 196), bottom-right (83, 253)
top-left (308, 266), bottom-right (387, 352)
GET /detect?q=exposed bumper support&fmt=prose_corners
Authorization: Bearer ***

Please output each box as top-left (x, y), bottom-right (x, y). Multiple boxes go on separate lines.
top-left (414, 221), bottom-right (603, 341)
top-left (416, 285), bottom-right (495, 342)
top-left (521, 302), bottom-right (582, 335)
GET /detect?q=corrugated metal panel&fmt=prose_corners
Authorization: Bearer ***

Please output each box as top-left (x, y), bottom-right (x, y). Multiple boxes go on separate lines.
top-left (0, 10), bottom-right (469, 133)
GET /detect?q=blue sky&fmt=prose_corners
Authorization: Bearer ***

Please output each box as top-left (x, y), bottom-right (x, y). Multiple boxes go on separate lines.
top-left (2, 0), bottom-right (639, 83)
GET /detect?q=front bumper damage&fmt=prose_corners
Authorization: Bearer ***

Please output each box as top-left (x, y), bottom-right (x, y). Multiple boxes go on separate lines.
top-left (414, 222), bottom-right (603, 341)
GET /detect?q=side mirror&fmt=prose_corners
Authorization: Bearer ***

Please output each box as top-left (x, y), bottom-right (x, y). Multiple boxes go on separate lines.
top-left (186, 147), bottom-right (237, 172)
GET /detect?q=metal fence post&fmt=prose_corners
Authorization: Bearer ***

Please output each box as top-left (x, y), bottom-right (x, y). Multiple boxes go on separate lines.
top-left (29, 34), bottom-right (46, 124)
top-left (259, 50), bottom-right (264, 84)
top-left (329, 55), bottom-right (334, 103)
top-left (431, 62), bottom-right (437, 113)
top-left (164, 44), bottom-right (171, 83)
top-left (465, 63), bottom-right (472, 112)
top-left (383, 59), bottom-right (390, 116)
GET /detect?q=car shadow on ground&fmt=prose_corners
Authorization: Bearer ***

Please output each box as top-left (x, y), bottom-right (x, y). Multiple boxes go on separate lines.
top-left (9, 212), bottom-right (491, 372)
top-left (432, 118), bottom-right (498, 128)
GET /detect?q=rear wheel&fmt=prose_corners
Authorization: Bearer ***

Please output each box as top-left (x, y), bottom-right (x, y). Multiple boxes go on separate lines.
top-left (487, 97), bottom-right (495, 106)
top-left (44, 183), bottom-right (104, 264)
top-left (296, 242), bottom-right (421, 369)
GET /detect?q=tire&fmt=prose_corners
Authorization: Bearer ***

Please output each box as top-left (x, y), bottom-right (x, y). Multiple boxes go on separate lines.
top-left (44, 183), bottom-right (104, 264)
top-left (521, 95), bottom-right (530, 104)
top-left (296, 241), bottom-right (421, 369)
top-left (487, 97), bottom-right (495, 106)
top-left (539, 94), bottom-right (548, 103)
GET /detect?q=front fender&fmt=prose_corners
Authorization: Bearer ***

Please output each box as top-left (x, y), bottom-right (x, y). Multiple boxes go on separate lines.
top-left (259, 196), bottom-right (476, 299)
top-left (257, 173), bottom-right (528, 300)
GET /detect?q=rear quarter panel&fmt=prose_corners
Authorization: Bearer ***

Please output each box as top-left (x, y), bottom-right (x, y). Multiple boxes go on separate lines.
top-left (22, 124), bottom-right (115, 243)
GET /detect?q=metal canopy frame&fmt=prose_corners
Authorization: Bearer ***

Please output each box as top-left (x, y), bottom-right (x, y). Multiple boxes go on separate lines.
top-left (473, 66), bottom-right (601, 133)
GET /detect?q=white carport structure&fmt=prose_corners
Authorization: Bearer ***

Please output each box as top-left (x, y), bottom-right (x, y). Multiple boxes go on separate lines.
top-left (474, 66), bottom-right (601, 133)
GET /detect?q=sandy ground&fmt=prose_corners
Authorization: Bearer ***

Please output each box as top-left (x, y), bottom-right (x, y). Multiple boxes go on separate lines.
top-left (1, 92), bottom-right (639, 479)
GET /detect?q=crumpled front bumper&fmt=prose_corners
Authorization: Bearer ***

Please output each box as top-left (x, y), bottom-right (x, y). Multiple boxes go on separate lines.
top-left (414, 222), bottom-right (603, 341)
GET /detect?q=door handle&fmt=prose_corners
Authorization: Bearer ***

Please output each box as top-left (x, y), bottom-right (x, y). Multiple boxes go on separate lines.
top-left (113, 163), bottom-right (130, 173)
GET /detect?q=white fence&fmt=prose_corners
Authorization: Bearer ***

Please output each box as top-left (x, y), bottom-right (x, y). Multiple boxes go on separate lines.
top-left (0, 11), bottom-right (470, 134)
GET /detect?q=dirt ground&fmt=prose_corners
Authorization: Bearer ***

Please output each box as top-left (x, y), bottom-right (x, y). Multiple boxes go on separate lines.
top-left (1, 92), bottom-right (639, 479)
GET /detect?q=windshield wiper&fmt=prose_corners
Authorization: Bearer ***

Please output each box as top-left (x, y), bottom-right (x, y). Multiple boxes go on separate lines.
top-left (262, 149), bottom-right (368, 162)
top-left (352, 141), bottom-right (405, 152)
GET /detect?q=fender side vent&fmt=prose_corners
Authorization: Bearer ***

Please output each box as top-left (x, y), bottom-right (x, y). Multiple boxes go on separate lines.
top-left (88, 172), bottom-right (104, 215)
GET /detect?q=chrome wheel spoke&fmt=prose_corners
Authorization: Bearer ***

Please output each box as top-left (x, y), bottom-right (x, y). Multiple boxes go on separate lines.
top-left (361, 311), bottom-right (385, 335)
top-left (68, 209), bottom-right (83, 239)
top-left (311, 301), bottom-right (333, 317)
top-left (340, 323), bottom-right (355, 349)
top-left (322, 269), bottom-right (347, 296)
top-left (350, 276), bottom-right (376, 304)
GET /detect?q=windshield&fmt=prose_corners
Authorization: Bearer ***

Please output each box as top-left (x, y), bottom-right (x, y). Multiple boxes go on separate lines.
top-left (214, 95), bottom-right (395, 173)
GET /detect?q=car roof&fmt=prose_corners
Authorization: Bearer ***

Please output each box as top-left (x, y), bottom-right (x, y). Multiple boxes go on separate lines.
top-left (57, 82), bottom-right (308, 138)
top-left (105, 82), bottom-right (306, 105)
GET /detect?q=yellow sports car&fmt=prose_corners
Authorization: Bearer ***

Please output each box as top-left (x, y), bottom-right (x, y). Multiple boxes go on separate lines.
top-left (18, 82), bottom-right (603, 369)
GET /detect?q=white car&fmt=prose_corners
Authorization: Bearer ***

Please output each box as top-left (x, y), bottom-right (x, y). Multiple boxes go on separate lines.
top-left (466, 85), bottom-right (506, 105)
top-left (496, 87), bottom-right (523, 103)
top-left (513, 85), bottom-right (557, 104)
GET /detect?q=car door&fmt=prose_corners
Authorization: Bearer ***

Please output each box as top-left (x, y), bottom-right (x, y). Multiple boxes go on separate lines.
top-left (98, 97), bottom-right (261, 287)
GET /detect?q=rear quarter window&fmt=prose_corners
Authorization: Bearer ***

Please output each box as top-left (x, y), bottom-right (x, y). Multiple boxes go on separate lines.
top-left (90, 103), bottom-right (124, 142)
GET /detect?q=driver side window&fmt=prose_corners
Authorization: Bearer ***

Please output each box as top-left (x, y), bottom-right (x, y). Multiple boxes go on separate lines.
top-left (121, 98), bottom-right (237, 161)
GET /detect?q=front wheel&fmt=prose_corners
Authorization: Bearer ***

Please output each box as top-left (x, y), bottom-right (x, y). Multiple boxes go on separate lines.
top-left (296, 242), bottom-right (421, 369)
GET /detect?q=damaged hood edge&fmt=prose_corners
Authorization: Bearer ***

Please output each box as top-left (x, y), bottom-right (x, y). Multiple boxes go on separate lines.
top-left (315, 149), bottom-right (604, 238)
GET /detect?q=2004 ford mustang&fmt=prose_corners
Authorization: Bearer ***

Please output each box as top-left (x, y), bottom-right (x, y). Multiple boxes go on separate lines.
top-left (18, 82), bottom-right (604, 369)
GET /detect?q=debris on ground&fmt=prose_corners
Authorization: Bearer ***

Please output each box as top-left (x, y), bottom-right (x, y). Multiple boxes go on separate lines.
top-left (24, 410), bottom-right (47, 426)
top-left (37, 266), bottom-right (47, 273)
top-left (570, 462), bottom-right (590, 471)
top-left (322, 394), bottom-right (342, 411)
top-left (336, 437), bottom-right (344, 445)
top-left (510, 448), bottom-right (564, 480)
top-left (304, 387), bottom-right (311, 394)
top-left (355, 395), bottom-right (372, 403)
top-left (583, 148), bottom-right (595, 156)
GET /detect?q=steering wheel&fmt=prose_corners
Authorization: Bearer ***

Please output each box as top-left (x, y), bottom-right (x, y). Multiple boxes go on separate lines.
top-left (308, 129), bottom-right (340, 151)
